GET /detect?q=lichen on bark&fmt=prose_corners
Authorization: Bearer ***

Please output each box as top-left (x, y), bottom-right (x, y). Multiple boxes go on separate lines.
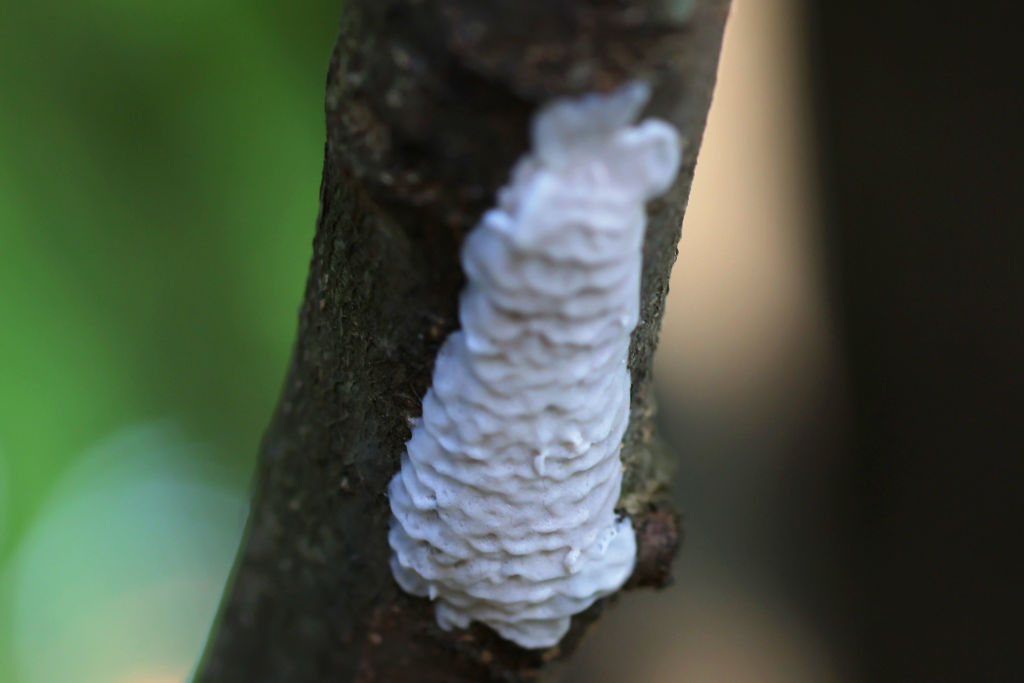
top-left (198, 1), bottom-right (730, 681)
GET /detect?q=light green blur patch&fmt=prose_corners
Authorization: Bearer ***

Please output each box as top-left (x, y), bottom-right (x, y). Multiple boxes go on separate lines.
top-left (6, 422), bottom-right (247, 683)
top-left (0, 441), bottom-right (7, 548)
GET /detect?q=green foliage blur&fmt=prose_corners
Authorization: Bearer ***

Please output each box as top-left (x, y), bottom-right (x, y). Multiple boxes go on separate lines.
top-left (1, 0), bottom-right (339, 679)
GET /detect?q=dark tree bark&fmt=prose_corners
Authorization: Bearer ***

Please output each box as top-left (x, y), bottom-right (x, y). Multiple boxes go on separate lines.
top-left (198, 1), bottom-right (729, 681)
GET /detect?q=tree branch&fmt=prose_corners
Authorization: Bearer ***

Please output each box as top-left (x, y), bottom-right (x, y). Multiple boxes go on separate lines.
top-left (198, 1), bottom-right (729, 680)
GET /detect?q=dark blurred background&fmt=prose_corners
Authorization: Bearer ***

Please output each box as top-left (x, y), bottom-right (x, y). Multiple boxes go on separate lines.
top-left (1, 1), bottom-right (1019, 681)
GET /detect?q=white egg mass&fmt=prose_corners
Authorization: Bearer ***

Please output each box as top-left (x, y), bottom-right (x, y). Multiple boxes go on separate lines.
top-left (387, 81), bottom-right (682, 649)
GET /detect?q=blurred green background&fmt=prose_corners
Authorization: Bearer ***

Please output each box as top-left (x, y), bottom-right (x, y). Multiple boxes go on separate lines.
top-left (1, 1), bottom-right (338, 679)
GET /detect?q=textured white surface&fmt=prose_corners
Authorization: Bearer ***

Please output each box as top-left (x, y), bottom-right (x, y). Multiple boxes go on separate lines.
top-left (387, 82), bottom-right (682, 649)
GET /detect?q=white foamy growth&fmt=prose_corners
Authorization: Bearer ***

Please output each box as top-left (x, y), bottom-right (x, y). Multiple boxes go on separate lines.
top-left (387, 81), bottom-right (681, 649)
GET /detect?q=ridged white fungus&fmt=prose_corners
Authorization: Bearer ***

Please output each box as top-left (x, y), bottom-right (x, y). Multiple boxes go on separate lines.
top-left (387, 81), bottom-right (681, 649)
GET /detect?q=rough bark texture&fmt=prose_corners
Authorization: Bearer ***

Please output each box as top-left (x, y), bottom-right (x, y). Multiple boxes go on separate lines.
top-left (198, 1), bottom-right (729, 681)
